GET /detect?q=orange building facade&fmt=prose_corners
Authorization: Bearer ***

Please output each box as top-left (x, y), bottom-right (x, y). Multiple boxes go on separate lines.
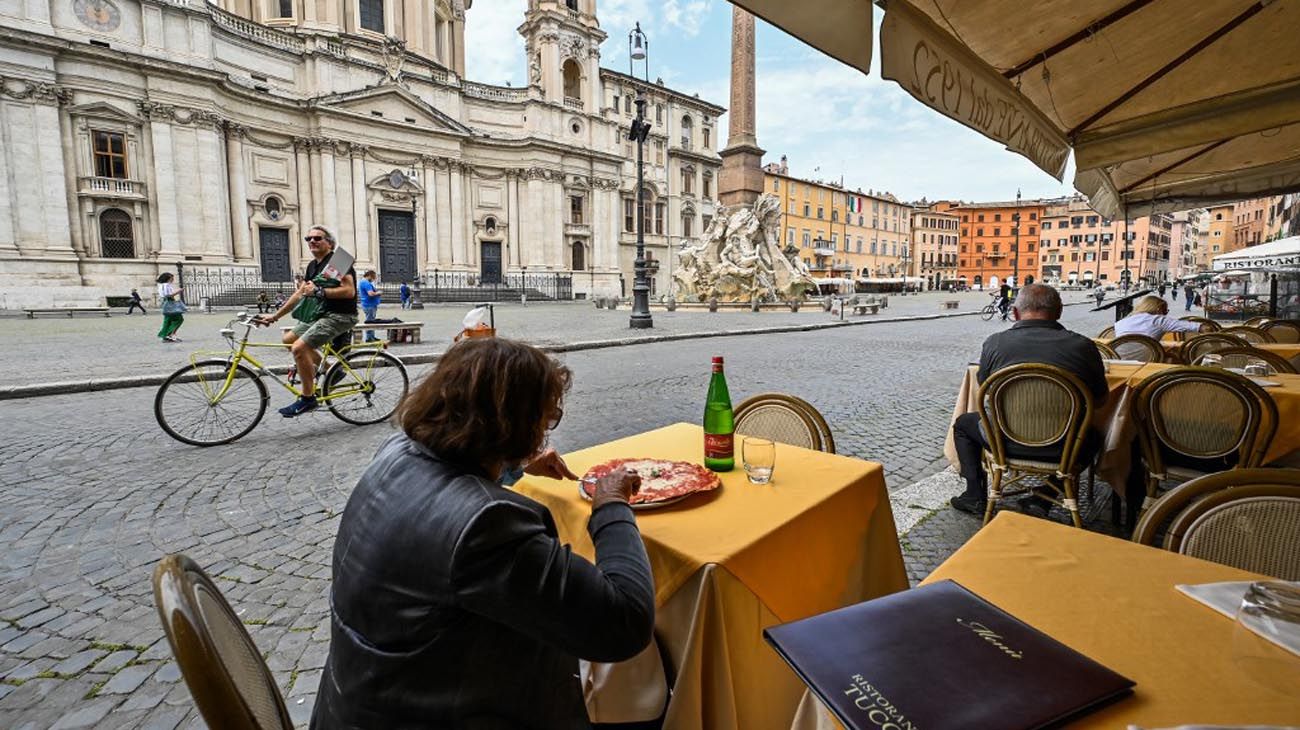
top-left (952, 200), bottom-right (1046, 289)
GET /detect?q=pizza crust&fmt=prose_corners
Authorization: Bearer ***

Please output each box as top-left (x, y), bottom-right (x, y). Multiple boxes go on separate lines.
top-left (581, 458), bottom-right (722, 505)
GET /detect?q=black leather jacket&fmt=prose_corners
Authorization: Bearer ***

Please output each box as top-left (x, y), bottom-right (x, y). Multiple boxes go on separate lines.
top-left (311, 434), bottom-right (655, 729)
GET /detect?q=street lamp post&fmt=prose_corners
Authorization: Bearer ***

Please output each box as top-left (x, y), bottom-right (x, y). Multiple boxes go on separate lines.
top-left (1011, 188), bottom-right (1021, 289)
top-left (627, 23), bottom-right (653, 329)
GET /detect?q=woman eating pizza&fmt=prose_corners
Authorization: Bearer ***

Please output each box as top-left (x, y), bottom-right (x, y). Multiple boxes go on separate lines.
top-left (311, 338), bottom-right (654, 729)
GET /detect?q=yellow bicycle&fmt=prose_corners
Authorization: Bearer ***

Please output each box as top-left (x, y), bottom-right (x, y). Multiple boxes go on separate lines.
top-left (154, 312), bottom-right (409, 446)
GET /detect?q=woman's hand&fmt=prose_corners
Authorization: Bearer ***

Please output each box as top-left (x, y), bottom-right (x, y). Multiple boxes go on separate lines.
top-left (523, 448), bottom-right (579, 481)
top-left (589, 467), bottom-right (641, 511)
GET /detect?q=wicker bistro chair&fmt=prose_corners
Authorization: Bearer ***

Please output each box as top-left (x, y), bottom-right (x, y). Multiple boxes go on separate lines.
top-left (1179, 316), bottom-right (1220, 332)
top-left (1203, 347), bottom-right (1298, 374)
top-left (733, 393), bottom-right (835, 454)
top-left (1109, 334), bottom-right (1165, 363)
top-left (1262, 320), bottom-right (1300, 343)
top-left (1179, 333), bottom-right (1250, 365)
top-left (1242, 316), bottom-right (1272, 328)
top-left (1219, 326), bottom-right (1275, 344)
top-left (153, 554), bottom-right (293, 730)
top-left (1131, 368), bottom-right (1279, 518)
top-left (1096, 325), bottom-right (1116, 340)
top-left (1092, 340), bottom-right (1119, 360)
top-left (1133, 469), bottom-right (1300, 580)
top-left (977, 364), bottom-right (1096, 528)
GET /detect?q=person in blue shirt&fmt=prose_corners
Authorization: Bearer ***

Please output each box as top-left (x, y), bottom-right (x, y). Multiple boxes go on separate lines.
top-left (359, 270), bottom-right (382, 342)
top-left (399, 281), bottom-right (411, 309)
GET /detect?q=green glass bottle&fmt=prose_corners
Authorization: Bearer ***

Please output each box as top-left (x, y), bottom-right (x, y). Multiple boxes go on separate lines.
top-left (703, 356), bottom-right (735, 472)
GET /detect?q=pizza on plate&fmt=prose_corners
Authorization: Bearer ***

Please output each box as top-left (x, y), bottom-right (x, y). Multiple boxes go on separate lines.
top-left (580, 458), bottom-right (721, 506)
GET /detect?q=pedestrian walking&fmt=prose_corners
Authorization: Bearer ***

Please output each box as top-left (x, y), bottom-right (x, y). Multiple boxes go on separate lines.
top-left (400, 281), bottom-right (412, 309)
top-left (1093, 286), bottom-right (1106, 307)
top-left (126, 288), bottom-right (147, 315)
top-left (1158, 282), bottom-right (1167, 299)
top-left (359, 270), bottom-right (381, 342)
top-left (156, 272), bottom-right (186, 343)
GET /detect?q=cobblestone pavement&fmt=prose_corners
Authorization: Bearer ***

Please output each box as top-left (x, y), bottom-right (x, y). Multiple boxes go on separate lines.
top-left (0, 290), bottom-right (1039, 388)
top-left (0, 302), bottom-right (1115, 728)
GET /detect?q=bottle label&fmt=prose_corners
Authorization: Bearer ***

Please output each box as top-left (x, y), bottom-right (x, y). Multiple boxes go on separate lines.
top-left (704, 433), bottom-right (733, 459)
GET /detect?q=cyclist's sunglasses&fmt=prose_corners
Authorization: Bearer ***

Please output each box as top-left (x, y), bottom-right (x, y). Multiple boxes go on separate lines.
top-left (304, 235), bottom-right (326, 242)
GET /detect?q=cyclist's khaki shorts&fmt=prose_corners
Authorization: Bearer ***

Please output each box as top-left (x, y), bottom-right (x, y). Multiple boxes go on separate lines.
top-left (291, 312), bottom-right (357, 349)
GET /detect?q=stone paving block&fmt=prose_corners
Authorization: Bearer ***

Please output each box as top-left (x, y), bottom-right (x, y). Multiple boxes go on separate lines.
top-left (288, 693), bottom-right (316, 726)
top-left (93, 650), bottom-right (137, 674)
top-left (50, 649), bottom-right (106, 676)
top-left (4, 658), bottom-right (56, 681)
top-left (101, 663), bottom-right (156, 695)
top-left (139, 703), bottom-right (192, 730)
top-left (2, 630), bottom-right (48, 653)
top-left (48, 698), bottom-right (119, 729)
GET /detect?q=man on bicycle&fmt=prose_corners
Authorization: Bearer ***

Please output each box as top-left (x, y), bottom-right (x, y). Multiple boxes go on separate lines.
top-left (254, 225), bottom-right (358, 417)
top-left (997, 281), bottom-right (1012, 320)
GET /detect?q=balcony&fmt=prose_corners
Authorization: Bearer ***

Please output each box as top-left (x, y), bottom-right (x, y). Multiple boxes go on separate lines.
top-left (813, 247), bottom-right (835, 257)
top-left (78, 176), bottom-right (147, 199)
top-left (563, 96), bottom-right (584, 110)
top-left (565, 222), bottom-right (591, 237)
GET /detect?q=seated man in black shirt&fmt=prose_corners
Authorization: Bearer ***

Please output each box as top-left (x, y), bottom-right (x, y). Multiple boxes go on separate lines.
top-left (950, 284), bottom-right (1109, 516)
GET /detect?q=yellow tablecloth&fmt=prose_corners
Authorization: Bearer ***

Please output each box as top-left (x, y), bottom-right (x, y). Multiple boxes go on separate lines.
top-left (515, 423), bottom-right (908, 730)
top-left (794, 512), bottom-right (1300, 729)
top-left (943, 364), bottom-right (1300, 495)
top-left (1103, 338), bottom-right (1300, 366)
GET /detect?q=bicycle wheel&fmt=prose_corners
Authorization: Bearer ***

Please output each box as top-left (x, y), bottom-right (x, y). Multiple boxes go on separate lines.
top-left (155, 359), bottom-right (268, 446)
top-left (980, 304), bottom-right (996, 321)
top-left (323, 350), bottom-right (409, 425)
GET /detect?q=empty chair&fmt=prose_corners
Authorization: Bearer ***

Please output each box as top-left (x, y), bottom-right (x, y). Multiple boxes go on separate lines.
top-left (1242, 316), bottom-right (1271, 327)
top-left (152, 554), bottom-right (293, 730)
top-left (1133, 468), bottom-right (1300, 580)
top-left (1261, 320), bottom-right (1300, 343)
top-left (1179, 316), bottom-right (1219, 331)
top-left (1131, 367), bottom-right (1278, 516)
top-left (1096, 325), bottom-right (1115, 340)
top-left (1092, 340), bottom-right (1119, 360)
top-left (977, 363), bottom-right (1098, 528)
top-left (1109, 334), bottom-right (1164, 362)
top-left (1204, 347), bottom-right (1297, 374)
top-left (1180, 333), bottom-right (1249, 365)
top-left (1219, 326), bottom-right (1274, 344)
top-left (734, 393), bottom-right (835, 453)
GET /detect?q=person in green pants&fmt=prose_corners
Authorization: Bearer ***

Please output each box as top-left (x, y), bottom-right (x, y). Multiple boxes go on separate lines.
top-left (156, 272), bottom-right (186, 343)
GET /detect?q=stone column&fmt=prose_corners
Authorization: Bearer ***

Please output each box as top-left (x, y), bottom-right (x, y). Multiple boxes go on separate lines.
top-left (449, 163), bottom-right (466, 267)
top-left (434, 165), bottom-right (452, 265)
top-left (421, 156), bottom-right (438, 269)
top-left (56, 100), bottom-right (86, 258)
top-left (294, 138), bottom-right (314, 264)
top-left (308, 141), bottom-right (324, 226)
top-left (718, 6), bottom-right (766, 207)
top-left (319, 143), bottom-right (338, 236)
top-left (350, 145), bottom-right (371, 265)
top-left (224, 123), bottom-right (253, 262)
top-left (146, 108), bottom-right (183, 257)
top-left (507, 172), bottom-right (521, 269)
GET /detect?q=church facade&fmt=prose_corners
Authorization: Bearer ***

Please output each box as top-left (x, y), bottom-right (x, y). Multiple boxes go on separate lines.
top-left (0, 0), bottom-right (724, 307)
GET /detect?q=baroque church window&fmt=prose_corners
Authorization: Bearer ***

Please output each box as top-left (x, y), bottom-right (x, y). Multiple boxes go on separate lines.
top-left (93, 131), bottom-right (127, 179)
top-left (569, 195), bottom-right (584, 225)
top-left (562, 60), bottom-right (582, 102)
top-left (278, 0), bottom-right (293, 18)
top-left (360, 0), bottom-right (384, 33)
top-left (99, 209), bottom-right (134, 259)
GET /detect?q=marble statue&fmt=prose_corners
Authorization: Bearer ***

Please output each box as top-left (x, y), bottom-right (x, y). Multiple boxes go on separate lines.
top-left (672, 193), bottom-right (817, 303)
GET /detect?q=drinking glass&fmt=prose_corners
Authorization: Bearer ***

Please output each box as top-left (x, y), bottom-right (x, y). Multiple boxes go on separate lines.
top-left (742, 438), bottom-right (776, 484)
top-left (1231, 581), bottom-right (1300, 693)
top-left (1200, 353), bottom-right (1224, 369)
top-left (1244, 358), bottom-right (1272, 376)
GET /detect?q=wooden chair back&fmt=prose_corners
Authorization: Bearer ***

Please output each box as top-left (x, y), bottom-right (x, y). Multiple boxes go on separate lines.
top-left (1180, 333), bottom-right (1249, 364)
top-left (1109, 334), bottom-right (1164, 363)
top-left (734, 393), bottom-right (835, 454)
top-left (1242, 316), bottom-right (1271, 327)
top-left (1206, 347), bottom-right (1298, 374)
top-left (152, 554), bottom-right (293, 730)
top-left (978, 363), bottom-right (1094, 477)
top-left (1261, 320), bottom-right (1300, 343)
top-left (1132, 367), bottom-right (1277, 481)
top-left (1219, 326), bottom-right (1274, 344)
top-left (1096, 325), bottom-right (1115, 340)
top-left (1092, 340), bottom-right (1119, 360)
top-left (1133, 469), bottom-right (1300, 580)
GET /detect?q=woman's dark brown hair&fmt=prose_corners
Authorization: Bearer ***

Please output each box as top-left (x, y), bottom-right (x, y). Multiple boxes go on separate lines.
top-left (399, 338), bottom-right (571, 469)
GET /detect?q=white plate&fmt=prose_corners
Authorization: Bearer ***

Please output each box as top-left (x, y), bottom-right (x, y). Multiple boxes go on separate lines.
top-left (1102, 359), bottom-right (1145, 366)
top-left (1250, 378), bottom-right (1281, 387)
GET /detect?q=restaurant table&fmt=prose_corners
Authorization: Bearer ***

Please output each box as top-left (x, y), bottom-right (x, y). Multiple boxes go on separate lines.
top-left (514, 422), bottom-right (908, 730)
top-left (792, 512), bottom-right (1300, 729)
top-left (943, 364), bottom-right (1300, 500)
top-left (1100, 337), bottom-right (1300, 367)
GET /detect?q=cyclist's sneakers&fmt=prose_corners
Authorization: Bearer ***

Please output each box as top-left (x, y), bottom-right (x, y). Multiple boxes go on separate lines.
top-left (279, 396), bottom-right (318, 418)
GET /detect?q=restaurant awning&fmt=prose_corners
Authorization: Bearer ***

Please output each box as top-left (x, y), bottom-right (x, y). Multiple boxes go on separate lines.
top-left (732, 0), bottom-right (1300, 219)
top-left (1212, 235), bottom-right (1300, 270)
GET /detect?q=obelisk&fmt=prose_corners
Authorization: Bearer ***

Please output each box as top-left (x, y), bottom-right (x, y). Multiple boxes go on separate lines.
top-left (718, 6), bottom-right (766, 207)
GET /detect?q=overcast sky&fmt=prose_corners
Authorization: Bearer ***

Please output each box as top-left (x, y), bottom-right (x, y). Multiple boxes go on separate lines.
top-left (464, 0), bottom-right (1080, 203)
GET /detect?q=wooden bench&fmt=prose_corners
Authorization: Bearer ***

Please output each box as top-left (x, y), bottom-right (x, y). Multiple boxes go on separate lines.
top-left (942, 300), bottom-right (960, 310)
top-left (281, 321), bottom-right (424, 344)
top-left (24, 307), bottom-right (110, 319)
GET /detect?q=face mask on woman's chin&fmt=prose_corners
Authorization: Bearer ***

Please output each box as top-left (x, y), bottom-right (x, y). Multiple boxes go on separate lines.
top-left (497, 462), bottom-right (527, 487)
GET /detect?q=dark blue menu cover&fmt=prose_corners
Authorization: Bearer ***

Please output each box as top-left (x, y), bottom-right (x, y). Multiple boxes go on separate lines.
top-left (764, 580), bottom-right (1134, 730)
